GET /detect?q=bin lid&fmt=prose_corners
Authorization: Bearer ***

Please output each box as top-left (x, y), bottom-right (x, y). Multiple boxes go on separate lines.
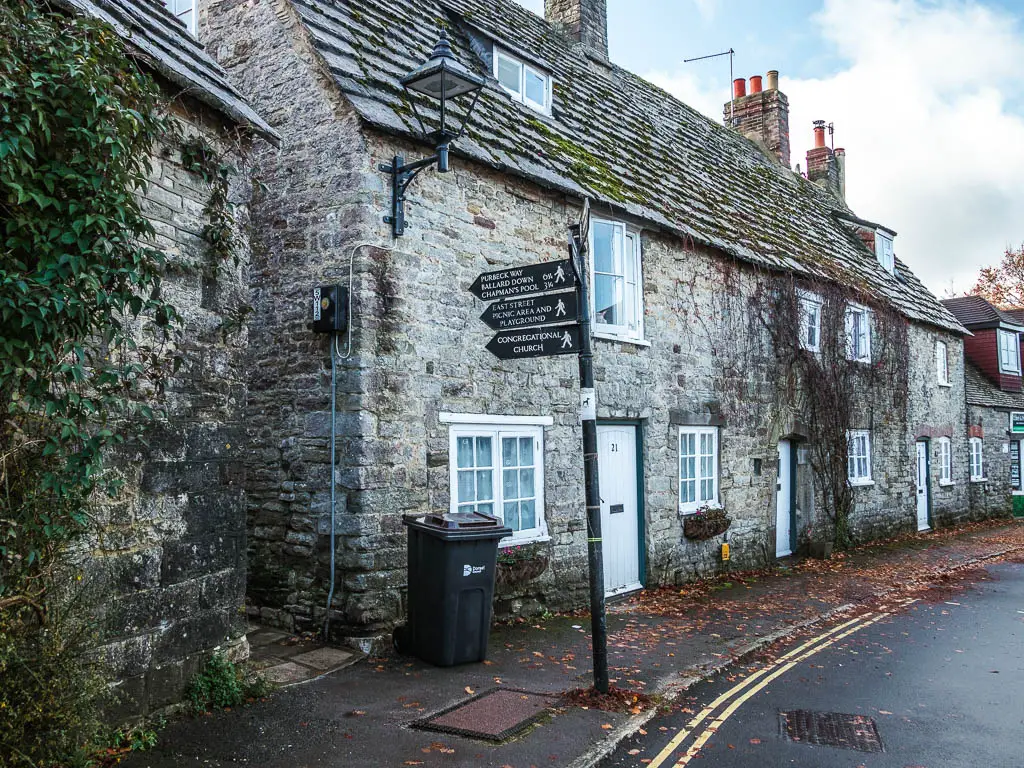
top-left (418, 511), bottom-right (504, 530)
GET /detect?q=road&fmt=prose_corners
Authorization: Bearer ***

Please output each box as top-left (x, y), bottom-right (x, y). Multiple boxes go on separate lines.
top-left (602, 561), bottom-right (1024, 768)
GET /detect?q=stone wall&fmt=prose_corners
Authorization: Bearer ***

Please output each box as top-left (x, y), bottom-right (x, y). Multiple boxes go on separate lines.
top-left (967, 405), bottom-right (1015, 518)
top-left (86, 99), bottom-right (254, 718)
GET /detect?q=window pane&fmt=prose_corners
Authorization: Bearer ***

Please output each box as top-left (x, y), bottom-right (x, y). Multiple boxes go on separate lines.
top-left (592, 222), bottom-right (616, 273)
top-left (519, 468), bottom-right (535, 498)
top-left (457, 470), bottom-right (475, 502)
top-left (476, 470), bottom-right (493, 500)
top-left (503, 468), bottom-right (518, 500)
top-left (497, 56), bottom-right (521, 93)
top-left (682, 479), bottom-right (695, 503)
top-left (520, 500), bottom-right (536, 529)
top-left (595, 274), bottom-right (624, 326)
top-left (476, 437), bottom-right (492, 467)
top-left (502, 437), bottom-right (517, 467)
top-left (503, 501), bottom-right (519, 529)
top-left (457, 436), bottom-right (475, 468)
top-left (524, 68), bottom-right (546, 105)
top-left (700, 478), bottom-right (713, 501)
top-left (477, 502), bottom-right (493, 516)
top-left (519, 437), bottom-right (533, 467)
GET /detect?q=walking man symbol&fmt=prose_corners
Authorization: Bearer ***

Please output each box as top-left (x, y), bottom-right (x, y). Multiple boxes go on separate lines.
top-left (554, 264), bottom-right (566, 283)
top-left (556, 298), bottom-right (567, 317)
top-left (561, 330), bottom-right (573, 349)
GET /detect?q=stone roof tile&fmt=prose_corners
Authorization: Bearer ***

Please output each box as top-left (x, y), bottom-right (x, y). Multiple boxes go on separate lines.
top-left (965, 361), bottom-right (1024, 410)
top-left (291, 0), bottom-right (962, 333)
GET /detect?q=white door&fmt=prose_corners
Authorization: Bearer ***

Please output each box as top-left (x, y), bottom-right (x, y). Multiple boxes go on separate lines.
top-left (916, 441), bottom-right (931, 531)
top-left (776, 440), bottom-right (793, 557)
top-left (597, 425), bottom-right (641, 597)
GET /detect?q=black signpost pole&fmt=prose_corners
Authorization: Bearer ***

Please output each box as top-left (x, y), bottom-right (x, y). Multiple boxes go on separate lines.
top-left (570, 215), bottom-right (609, 695)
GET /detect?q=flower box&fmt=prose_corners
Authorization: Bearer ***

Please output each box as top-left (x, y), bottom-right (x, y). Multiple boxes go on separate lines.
top-left (683, 507), bottom-right (731, 541)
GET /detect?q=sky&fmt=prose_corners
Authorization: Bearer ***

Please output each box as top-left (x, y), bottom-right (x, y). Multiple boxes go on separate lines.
top-left (514, 0), bottom-right (1024, 298)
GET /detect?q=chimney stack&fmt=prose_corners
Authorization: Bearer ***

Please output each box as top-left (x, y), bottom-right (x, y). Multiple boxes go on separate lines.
top-left (806, 121), bottom-right (844, 201)
top-left (545, 0), bottom-right (608, 59)
top-left (723, 69), bottom-right (790, 168)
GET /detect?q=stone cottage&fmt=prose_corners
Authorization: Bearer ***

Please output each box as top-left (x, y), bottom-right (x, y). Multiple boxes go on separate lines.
top-left (201, 0), bottom-right (971, 650)
top-left (942, 296), bottom-right (1024, 519)
top-left (50, 0), bottom-right (276, 716)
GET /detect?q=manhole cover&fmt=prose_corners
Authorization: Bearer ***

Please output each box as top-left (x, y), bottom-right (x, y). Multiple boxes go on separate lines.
top-left (779, 710), bottom-right (884, 753)
top-left (412, 687), bottom-right (559, 742)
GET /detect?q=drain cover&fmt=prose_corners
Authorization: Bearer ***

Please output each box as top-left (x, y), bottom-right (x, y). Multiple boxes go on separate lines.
top-left (779, 710), bottom-right (884, 753)
top-left (413, 688), bottom-right (558, 742)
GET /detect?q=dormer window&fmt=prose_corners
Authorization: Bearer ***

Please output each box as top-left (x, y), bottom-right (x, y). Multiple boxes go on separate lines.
top-left (494, 47), bottom-right (551, 114)
top-left (999, 329), bottom-right (1021, 375)
top-left (876, 230), bottom-right (895, 274)
top-left (163, 0), bottom-right (196, 35)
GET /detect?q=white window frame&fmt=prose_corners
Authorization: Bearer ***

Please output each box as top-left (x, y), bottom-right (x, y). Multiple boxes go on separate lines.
top-left (678, 427), bottom-right (720, 514)
top-left (845, 304), bottom-right (872, 363)
top-left (936, 340), bottom-right (950, 386)
top-left (493, 47), bottom-right (552, 115)
top-left (875, 230), bottom-right (895, 274)
top-left (846, 430), bottom-right (873, 486)
top-left (448, 419), bottom-right (548, 544)
top-left (998, 329), bottom-right (1021, 375)
top-left (588, 218), bottom-right (645, 343)
top-left (937, 436), bottom-right (953, 485)
top-left (163, 0), bottom-right (197, 35)
top-left (798, 291), bottom-right (822, 353)
top-left (969, 437), bottom-right (985, 482)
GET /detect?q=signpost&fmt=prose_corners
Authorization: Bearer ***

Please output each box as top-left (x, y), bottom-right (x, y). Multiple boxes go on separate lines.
top-left (468, 198), bottom-right (608, 694)
top-left (479, 291), bottom-right (578, 331)
top-left (469, 259), bottom-right (575, 301)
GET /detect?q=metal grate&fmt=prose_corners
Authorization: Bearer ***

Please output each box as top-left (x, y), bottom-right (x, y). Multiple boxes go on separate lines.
top-left (779, 710), bottom-right (884, 753)
top-left (412, 687), bottom-right (559, 742)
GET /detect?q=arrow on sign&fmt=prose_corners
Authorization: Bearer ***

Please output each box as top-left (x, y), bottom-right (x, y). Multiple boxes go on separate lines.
top-left (479, 290), bottom-right (578, 331)
top-left (470, 259), bottom-right (575, 302)
top-left (485, 325), bottom-right (582, 359)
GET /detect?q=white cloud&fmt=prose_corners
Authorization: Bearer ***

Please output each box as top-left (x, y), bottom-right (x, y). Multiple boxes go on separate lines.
top-left (647, 0), bottom-right (1024, 296)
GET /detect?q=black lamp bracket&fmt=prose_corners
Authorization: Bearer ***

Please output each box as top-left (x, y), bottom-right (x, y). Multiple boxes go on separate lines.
top-left (379, 143), bottom-right (450, 237)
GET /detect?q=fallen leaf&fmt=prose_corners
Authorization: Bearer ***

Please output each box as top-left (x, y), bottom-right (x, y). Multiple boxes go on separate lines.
top-left (465, 686), bottom-right (475, 695)
top-left (403, 762), bottom-right (424, 766)
top-left (628, 748), bottom-right (641, 755)
top-left (879, 710), bottom-right (893, 715)
top-left (601, 723), bottom-right (613, 730)
top-left (638, 728), bottom-right (647, 735)
top-left (750, 738), bottom-right (761, 745)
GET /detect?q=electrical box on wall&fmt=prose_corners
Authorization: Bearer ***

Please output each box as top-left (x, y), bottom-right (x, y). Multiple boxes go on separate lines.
top-left (312, 285), bottom-right (348, 334)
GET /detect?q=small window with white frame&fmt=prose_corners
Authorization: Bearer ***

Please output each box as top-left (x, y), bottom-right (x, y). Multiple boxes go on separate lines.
top-left (937, 436), bottom-right (953, 485)
top-left (679, 427), bottom-right (719, 513)
top-left (876, 230), bottom-right (895, 274)
top-left (589, 218), bottom-right (644, 342)
top-left (798, 291), bottom-right (822, 352)
top-left (448, 419), bottom-right (547, 542)
top-left (936, 340), bottom-right (949, 385)
top-left (998, 329), bottom-right (1021, 375)
top-left (163, 0), bottom-right (196, 34)
top-left (847, 430), bottom-right (872, 485)
top-left (969, 437), bottom-right (984, 481)
top-left (845, 304), bottom-right (871, 362)
top-left (493, 47), bottom-right (551, 114)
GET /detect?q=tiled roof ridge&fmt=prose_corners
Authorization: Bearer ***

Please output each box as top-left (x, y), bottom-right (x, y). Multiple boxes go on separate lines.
top-left (52, 0), bottom-right (278, 143)
top-left (291, 0), bottom-right (962, 334)
top-left (942, 295), bottom-right (1024, 329)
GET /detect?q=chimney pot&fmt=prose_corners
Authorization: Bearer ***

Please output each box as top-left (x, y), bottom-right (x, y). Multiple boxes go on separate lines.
top-left (813, 120), bottom-right (826, 148)
top-left (733, 78), bottom-right (747, 99)
top-left (766, 70), bottom-right (779, 90)
top-left (749, 75), bottom-right (763, 94)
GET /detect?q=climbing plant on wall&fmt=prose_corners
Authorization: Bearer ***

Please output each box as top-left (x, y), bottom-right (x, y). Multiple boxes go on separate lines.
top-left (0, 0), bottom-right (174, 760)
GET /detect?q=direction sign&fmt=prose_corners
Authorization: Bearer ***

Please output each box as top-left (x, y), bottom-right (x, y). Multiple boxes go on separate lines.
top-left (479, 290), bottom-right (578, 331)
top-left (485, 325), bottom-right (582, 359)
top-left (470, 259), bottom-right (575, 302)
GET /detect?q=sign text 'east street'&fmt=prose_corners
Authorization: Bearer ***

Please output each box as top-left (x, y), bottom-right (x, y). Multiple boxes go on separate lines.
top-left (479, 290), bottom-right (578, 331)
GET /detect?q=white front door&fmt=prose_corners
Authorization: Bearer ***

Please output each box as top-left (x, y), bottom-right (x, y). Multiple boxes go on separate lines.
top-left (776, 440), bottom-right (793, 557)
top-left (916, 440), bottom-right (931, 531)
top-left (597, 425), bottom-right (641, 597)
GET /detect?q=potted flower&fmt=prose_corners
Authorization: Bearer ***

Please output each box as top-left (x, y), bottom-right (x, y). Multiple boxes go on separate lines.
top-left (683, 505), bottom-right (731, 541)
top-left (495, 542), bottom-right (549, 589)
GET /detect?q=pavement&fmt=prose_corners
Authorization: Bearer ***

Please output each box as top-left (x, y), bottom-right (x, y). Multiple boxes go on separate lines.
top-left (122, 520), bottom-right (1024, 768)
top-left (603, 559), bottom-right (1024, 767)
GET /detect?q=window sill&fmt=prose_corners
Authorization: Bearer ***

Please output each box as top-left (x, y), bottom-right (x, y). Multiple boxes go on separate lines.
top-left (970, 477), bottom-right (987, 483)
top-left (937, 381), bottom-right (952, 388)
top-left (848, 479), bottom-right (875, 487)
top-left (938, 480), bottom-right (955, 487)
top-left (594, 332), bottom-right (651, 348)
top-left (499, 533), bottom-right (550, 548)
top-left (678, 502), bottom-right (722, 516)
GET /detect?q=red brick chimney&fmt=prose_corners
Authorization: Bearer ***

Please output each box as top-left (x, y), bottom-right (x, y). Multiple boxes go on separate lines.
top-left (545, 0), bottom-right (608, 59)
top-left (806, 121), bottom-right (844, 200)
top-left (723, 69), bottom-right (791, 168)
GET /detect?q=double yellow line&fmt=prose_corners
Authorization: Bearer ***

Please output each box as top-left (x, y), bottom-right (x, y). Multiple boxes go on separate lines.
top-left (645, 603), bottom-right (911, 767)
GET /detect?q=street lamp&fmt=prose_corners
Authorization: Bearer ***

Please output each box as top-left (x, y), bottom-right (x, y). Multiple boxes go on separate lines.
top-left (379, 30), bottom-right (485, 237)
